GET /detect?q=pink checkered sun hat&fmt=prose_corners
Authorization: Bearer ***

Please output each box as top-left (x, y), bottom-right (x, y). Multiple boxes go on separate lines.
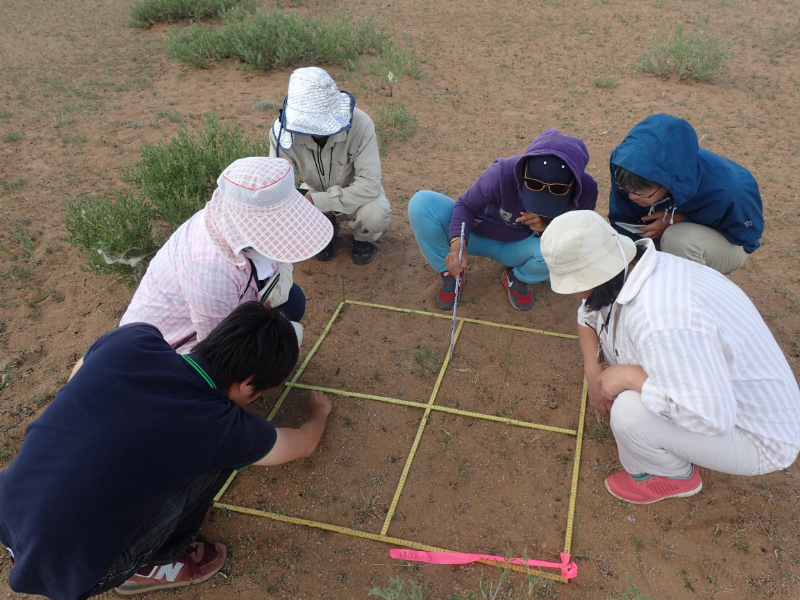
top-left (204, 157), bottom-right (333, 263)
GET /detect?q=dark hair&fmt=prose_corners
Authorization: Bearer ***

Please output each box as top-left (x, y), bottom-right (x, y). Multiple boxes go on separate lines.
top-left (614, 166), bottom-right (658, 192)
top-left (584, 245), bottom-right (646, 311)
top-left (193, 302), bottom-right (299, 393)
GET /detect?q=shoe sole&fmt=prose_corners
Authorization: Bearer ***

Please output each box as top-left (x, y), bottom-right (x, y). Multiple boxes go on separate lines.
top-left (603, 478), bottom-right (703, 504)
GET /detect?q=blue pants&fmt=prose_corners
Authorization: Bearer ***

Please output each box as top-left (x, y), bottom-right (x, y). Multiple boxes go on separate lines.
top-left (407, 191), bottom-right (550, 284)
top-left (279, 283), bottom-right (306, 322)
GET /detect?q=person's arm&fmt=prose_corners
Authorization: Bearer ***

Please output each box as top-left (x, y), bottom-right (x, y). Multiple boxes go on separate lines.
top-left (69, 356), bottom-right (84, 381)
top-left (633, 329), bottom-right (737, 435)
top-left (578, 324), bottom-right (610, 413)
top-left (255, 391), bottom-right (332, 466)
top-left (309, 117), bottom-right (382, 215)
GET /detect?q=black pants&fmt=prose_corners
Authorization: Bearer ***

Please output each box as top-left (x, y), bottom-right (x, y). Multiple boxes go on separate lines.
top-left (87, 469), bottom-right (233, 596)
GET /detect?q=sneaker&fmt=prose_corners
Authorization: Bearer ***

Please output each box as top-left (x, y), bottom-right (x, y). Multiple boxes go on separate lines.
top-left (316, 214), bottom-right (339, 262)
top-left (501, 267), bottom-right (533, 311)
top-left (115, 541), bottom-right (227, 596)
top-left (437, 271), bottom-right (464, 310)
top-left (604, 465), bottom-right (702, 504)
top-left (351, 240), bottom-right (377, 265)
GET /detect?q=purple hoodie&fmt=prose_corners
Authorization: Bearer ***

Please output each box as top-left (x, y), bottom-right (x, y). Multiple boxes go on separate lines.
top-left (450, 129), bottom-right (598, 243)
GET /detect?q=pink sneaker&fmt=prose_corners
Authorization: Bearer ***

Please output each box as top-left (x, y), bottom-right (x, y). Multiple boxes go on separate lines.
top-left (604, 465), bottom-right (702, 504)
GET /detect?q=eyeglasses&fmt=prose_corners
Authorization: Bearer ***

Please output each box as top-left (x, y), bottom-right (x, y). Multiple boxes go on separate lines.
top-left (524, 178), bottom-right (574, 196)
top-left (619, 185), bottom-right (663, 200)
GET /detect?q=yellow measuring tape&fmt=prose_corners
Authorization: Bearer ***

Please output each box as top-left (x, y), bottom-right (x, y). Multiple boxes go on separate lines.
top-left (214, 300), bottom-right (587, 583)
top-left (211, 502), bottom-right (568, 583)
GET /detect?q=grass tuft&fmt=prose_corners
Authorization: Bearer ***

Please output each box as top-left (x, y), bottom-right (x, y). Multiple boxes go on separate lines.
top-left (165, 9), bottom-right (389, 71)
top-left (637, 25), bottom-right (733, 83)
top-left (2, 132), bottom-right (24, 143)
top-left (594, 77), bottom-right (618, 88)
top-left (253, 99), bottom-right (275, 111)
top-left (122, 114), bottom-right (269, 231)
top-left (63, 192), bottom-right (159, 285)
top-left (368, 577), bottom-right (423, 600)
top-left (129, 0), bottom-right (257, 28)
top-left (375, 102), bottom-right (417, 153)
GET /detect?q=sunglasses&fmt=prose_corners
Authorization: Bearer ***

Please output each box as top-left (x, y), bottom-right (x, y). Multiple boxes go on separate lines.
top-left (524, 178), bottom-right (574, 196)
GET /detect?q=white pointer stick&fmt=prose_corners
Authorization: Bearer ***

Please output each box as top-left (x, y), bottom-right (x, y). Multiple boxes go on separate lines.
top-left (449, 222), bottom-right (465, 359)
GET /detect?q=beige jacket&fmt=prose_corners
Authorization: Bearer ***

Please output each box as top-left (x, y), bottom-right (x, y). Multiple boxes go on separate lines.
top-left (269, 108), bottom-right (387, 216)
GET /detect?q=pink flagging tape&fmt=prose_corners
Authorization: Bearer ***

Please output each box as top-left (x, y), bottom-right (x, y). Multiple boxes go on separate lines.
top-left (389, 549), bottom-right (578, 580)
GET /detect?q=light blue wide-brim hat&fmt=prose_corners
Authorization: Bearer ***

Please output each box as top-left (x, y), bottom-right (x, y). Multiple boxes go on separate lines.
top-left (272, 67), bottom-right (355, 151)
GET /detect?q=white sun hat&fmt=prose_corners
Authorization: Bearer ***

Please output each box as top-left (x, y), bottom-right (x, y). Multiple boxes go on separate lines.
top-left (204, 157), bottom-right (333, 264)
top-left (540, 210), bottom-right (637, 294)
top-left (272, 67), bottom-right (355, 151)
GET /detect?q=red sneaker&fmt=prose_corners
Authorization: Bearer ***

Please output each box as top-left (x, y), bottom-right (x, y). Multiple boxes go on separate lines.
top-left (115, 541), bottom-right (227, 596)
top-left (605, 465), bottom-right (702, 504)
top-left (437, 271), bottom-right (464, 310)
top-left (501, 267), bottom-right (533, 311)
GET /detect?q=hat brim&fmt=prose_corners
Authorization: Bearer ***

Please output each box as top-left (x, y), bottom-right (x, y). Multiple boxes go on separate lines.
top-left (548, 235), bottom-right (637, 295)
top-left (209, 189), bottom-right (334, 263)
top-left (521, 187), bottom-right (571, 219)
top-left (283, 91), bottom-right (354, 137)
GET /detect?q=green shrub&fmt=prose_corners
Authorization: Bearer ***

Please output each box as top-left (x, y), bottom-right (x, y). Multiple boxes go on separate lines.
top-left (375, 102), bottom-right (417, 153)
top-left (63, 192), bottom-right (158, 284)
top-left (129, 0), bottom-right (257, 28)
top-left (122, 115), bottom-right (269, 231)
top-left (637, 25), bottom-right (733, 83)
top-left (2, 132), bottom-right (24, 143)
top-left (594, 77), bottom-right (618, 88)
top-left (165, 8), bottom-right (389, 71)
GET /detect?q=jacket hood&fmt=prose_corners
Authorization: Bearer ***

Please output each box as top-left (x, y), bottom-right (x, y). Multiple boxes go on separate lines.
top-left (514, 129), bottom-right (591, 209)
top-left (610, 114), bottom-right (699, 204)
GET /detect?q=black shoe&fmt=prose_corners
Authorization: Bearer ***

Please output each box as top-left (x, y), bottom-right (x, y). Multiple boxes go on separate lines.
top-left (351, 240), bottom-right (377, 265)
top-left (316, 214), bottom-right (339, 262)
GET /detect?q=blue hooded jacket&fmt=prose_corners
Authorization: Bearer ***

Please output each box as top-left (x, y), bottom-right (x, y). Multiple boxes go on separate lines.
top-left (608, 114), bottom-right (763, 253)
top-left (451, 129), bottom-right (598, 243)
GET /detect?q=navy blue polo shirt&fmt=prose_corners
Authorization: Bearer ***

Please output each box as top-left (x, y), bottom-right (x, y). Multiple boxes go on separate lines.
top-left (0, 324), bottom-right (276, 600)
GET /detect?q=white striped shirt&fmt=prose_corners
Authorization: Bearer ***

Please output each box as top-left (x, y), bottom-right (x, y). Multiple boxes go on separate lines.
top-left (579, 240), bottom-right (800, 473)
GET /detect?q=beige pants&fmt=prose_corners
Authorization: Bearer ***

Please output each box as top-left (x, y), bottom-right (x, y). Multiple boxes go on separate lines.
top-left (610, 391), bottom-right (764, 478)
top-left (343, 194), bottom-right (392, 243)
top-left (660, 222), bottom-right (747, 275)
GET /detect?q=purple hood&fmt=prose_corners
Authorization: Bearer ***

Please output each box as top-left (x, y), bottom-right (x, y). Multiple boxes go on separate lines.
top-left (451, 129), bottom-right (598, 243)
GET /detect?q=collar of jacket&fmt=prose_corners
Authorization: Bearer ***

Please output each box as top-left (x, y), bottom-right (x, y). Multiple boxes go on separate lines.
top-left (615, 238), bottom-right (657, 305)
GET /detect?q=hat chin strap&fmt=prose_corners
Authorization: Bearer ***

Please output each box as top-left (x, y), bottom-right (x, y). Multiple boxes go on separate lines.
top-left (612, 234), bottom-right (629, 284)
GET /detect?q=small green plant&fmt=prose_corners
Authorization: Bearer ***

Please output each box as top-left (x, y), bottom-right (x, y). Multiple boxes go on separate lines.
top-left (61, 132), bottom-right (88, 145)
top-left (346, 43), bottom-right (423, 96)
top-left (0, 109), bottom-right (12, 120)
top-left (122, 114), bottom-right (269, 230)
top-left (609, 577), bottom-right (651, 600)
top-left (594, 77), bottom-right (618, 88)
top-left (154, 109), bottom-right (182, 123)
top-left (63, 192), bottom-right (159, 284)
top-left (637, 25), bottom-right (733, 83)
top-left (375, 102), bottom-right (417, 153)
top-left (2, 178), bottom-right (25, 192)
top-left (411, 345), bottom-right (441, 377)
top-left (166, 9), bottom-right (389, 71)
top-left (253, 99), bottom-right (275, 111)
top-left (2, 132), bottom-right (24, 143)
top-left (368, 577), bottom-right (424, 600)
top-left (129, 0), bottom-right (257, 28)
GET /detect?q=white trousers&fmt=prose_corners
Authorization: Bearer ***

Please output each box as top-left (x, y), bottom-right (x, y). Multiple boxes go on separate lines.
top-left (609, 391), bottom-right (762, 478)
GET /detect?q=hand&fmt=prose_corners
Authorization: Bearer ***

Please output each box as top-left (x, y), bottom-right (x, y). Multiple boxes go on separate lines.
top-left (639, 212), bottom-right (683, 239)
top-left (445, 240), bottom-right (468, 277)
top-left (307, 390), bottom-right (331, 418)
top-left (599, 365), bottom-right (648, 401)
top-left (587, 371), bottom-right (614, 414)
top-left (516, 212), bottom-right (550, 233)
top-left (305, 192), bottom-right (314, 205)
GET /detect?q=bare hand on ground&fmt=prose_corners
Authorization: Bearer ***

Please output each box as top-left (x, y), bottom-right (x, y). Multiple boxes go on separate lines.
top-left (586, 372), bottom-right (612, 414)
top-left (308, 390), bottom-right (331, 417)
top-left (515, 212), bottom-right (550, 232)
top-left (639, 211), bottom-right (683, 239)
top-left (445, 240), bottom-right (468, 276)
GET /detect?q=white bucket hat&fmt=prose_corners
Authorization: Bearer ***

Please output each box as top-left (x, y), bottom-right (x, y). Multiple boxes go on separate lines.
top-left (272, 67), bottom-right (355, 151)
top-left (540, 210), bottom-right (637, 294)
top-left (204, 157), bottom-right (333, 264)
